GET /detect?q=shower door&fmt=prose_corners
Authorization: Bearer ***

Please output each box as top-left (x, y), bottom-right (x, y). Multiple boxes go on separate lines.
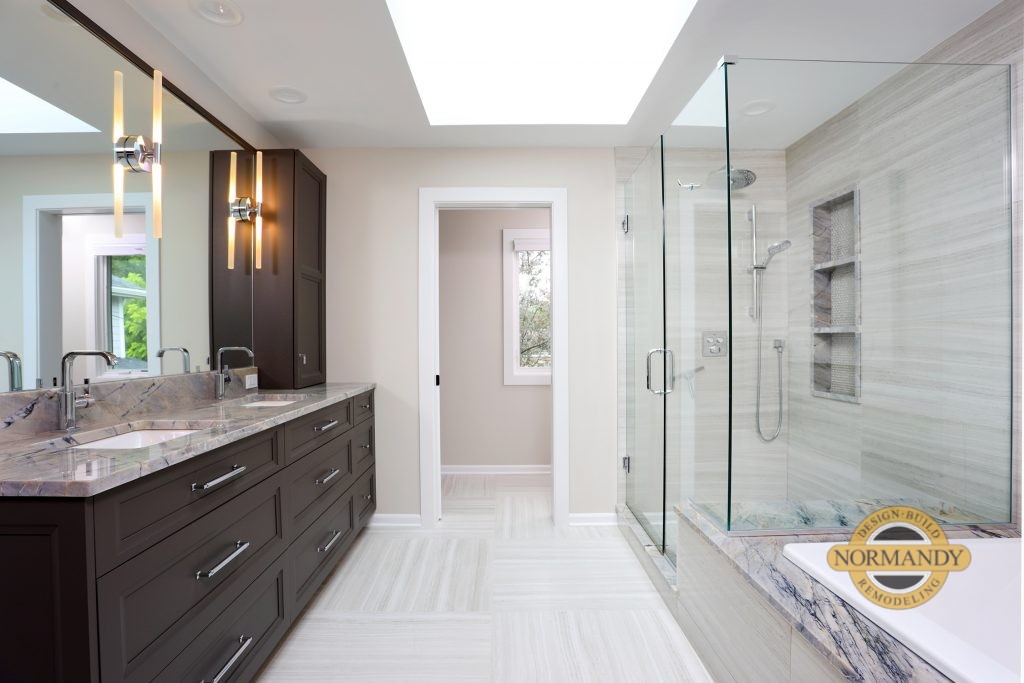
top-left (624, 139), bottom-right (668, 551)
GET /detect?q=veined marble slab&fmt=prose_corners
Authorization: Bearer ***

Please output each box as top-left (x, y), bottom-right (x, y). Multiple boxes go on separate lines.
top-left (0, 381), bottom-right (374, 497)
top-left (676, 502), bottom-right (1017, 682)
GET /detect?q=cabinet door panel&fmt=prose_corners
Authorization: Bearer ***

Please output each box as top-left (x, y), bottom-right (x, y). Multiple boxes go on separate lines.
top-left (295, 269), bottom-right (325, 387)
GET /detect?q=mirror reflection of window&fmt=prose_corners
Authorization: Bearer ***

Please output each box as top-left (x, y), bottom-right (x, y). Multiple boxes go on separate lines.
top-left (104, 254), bottom-right (147, 368)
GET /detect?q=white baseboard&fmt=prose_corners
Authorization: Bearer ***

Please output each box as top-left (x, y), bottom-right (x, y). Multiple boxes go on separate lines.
top-left (568, 512), bottom-right (619, 526)
top-left (440, 464), bottom-right (552, 475)
top-left (366, 513), bottom-right (422, 528)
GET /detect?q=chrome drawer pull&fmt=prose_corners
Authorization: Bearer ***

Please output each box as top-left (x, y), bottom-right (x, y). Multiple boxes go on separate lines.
top-left (360, 443), bottom-right (372, 450)
top-left (363, 493), bottom-right (373, 501)
top-left (201, 634), bottom-right (253, 683)
top-left (359, 403), bottom-right (371, 409)
top-left (315, 468), bottom-right (340, 485)
top-left (195, 540), bottom-right (250, 580)
top-left (317, 529), bottom-right (342, 553)
top-left (192, 464), bottom-right (247, 492)
top-left (314, 419), bottom-right (339, 433)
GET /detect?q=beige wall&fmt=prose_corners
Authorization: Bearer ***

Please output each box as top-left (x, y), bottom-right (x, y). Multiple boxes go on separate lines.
top-left (306, 147), bottom-right (617, 515)
top-left (439, 208), bottom-right (552, 468)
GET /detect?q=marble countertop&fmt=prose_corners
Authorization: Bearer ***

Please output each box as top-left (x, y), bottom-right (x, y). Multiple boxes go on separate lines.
top-left (0, 383), bottom-right (374, 498)
top-left (675, 502), bottom-right (1016, 682)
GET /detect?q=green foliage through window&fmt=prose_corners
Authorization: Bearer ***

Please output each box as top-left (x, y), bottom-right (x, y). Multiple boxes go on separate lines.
top-left (518, 250), bottom-right (551, 368)
top-left (110, 255), bottom-right (147, 362)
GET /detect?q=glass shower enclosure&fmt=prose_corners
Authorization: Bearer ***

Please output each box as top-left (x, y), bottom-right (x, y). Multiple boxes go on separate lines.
top-left (621, 57), bottom-right (1013, 553)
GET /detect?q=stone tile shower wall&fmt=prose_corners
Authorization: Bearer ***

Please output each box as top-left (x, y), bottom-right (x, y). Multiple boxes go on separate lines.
top-left (784, 57), bottom-right (1014, 520)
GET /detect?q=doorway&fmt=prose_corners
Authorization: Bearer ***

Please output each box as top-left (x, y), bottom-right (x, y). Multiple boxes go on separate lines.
top-left (418, 187), bottom-right (569, 528)
top-left (438, 208), bottom-right (553, 517)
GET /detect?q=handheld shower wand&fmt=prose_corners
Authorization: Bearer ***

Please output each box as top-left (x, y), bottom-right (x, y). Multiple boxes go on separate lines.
top-left (747, 205), bottom-right (791, 442)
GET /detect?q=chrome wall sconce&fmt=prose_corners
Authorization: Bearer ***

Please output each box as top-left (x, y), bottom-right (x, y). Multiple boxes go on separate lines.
top-left (112, 69), bottom-right (163, 239)
top-left (227, 150), bottom-right (263, 270)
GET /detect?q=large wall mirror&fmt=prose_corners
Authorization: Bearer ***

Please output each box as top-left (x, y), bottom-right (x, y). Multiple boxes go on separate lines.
top-left (0, 1), bottom-right (253, 391)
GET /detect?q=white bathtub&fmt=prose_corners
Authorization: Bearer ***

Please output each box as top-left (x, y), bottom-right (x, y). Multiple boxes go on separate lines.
top-left (784, 538), bottom-right (1020, 683)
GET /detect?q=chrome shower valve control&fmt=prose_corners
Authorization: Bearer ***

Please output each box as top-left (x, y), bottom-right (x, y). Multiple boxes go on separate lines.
top-left (702, 331), bottom-right (728, 357)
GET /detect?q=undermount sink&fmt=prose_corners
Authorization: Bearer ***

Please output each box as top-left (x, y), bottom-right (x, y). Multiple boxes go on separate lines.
top-left (238, 394), bottom-right (309, 408)
top-left (74, 429), bottom-right (200, 450)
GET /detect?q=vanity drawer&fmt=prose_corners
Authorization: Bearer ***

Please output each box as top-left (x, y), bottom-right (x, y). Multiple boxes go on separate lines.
top-left (155, 558), bottom-right (287, 683)
top-left (354, 466), bottom-right (376, 529)
top-left (291, 487), bottom-right (356, 612)
top-left (97, 473), bottom-right (286, 683)
top-left (94, 428), bottom-right (283, 575)
top-left (287, 431), bottom-right (354, 534)
top-left (285, 399), bottom-right (353, 463)
top-left (351, 419), bottom-right (375, 476)
top-left (353, 390), bottom-right (374, 423)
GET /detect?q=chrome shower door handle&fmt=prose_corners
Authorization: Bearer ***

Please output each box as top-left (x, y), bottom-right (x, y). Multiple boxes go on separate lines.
top-left (645, 348), bottom-right (659, 393)
top-left (664, 349), bottom-right (674, 395)
top-left (646, 348), bottom-right (670, 395)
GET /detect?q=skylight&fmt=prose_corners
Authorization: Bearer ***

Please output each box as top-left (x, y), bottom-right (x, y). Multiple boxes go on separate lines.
top-left (385, 0), bottom-right (697, 126)
top-left (0, 75), bottom-right (98, 134)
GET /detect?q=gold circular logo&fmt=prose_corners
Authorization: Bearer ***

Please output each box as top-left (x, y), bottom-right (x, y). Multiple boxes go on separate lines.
top-left (827, 506), bottom-right (971, 610)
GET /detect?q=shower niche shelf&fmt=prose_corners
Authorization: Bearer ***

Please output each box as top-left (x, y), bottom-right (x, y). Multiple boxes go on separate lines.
top-left (810, 188), bottom-right (860, 403)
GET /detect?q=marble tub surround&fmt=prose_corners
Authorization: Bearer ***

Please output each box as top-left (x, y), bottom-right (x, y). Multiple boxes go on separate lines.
top-left (675, 502), bottom-right (1017, 682)
top-left (0, 368), bottom-right (258, 442)
top-left (0, 382), bottom-right (374, 497)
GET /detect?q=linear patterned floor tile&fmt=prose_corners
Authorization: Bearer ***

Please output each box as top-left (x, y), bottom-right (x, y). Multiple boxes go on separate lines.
top-left (313, 534), bottom-right (491, 612)
top-left (258, 613), bottom-right (492, 682)
top-left (491, 538), bottom-right (664, 611)
top-left (494, 609), bottom-right (711, 683)
top-left (257, 474), bottom-right (710, 682)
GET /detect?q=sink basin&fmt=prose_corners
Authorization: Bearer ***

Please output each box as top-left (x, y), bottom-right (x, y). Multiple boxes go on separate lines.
top-left (74, 429), bottom-right (200, 450)
top-left (238, 393), bottom-right (309, 408)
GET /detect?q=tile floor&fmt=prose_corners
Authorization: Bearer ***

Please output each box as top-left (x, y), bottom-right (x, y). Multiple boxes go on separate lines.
top-left (257, 474), bottom-right (710, 682)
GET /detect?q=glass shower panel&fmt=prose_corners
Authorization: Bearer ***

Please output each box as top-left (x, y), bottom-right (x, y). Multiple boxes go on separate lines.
top-left (724, 58), bottom-right (1013, 531)
top-left (663, 63), bottom-right (732, 548)
top-left (623, 140), bottom-right (668, 550)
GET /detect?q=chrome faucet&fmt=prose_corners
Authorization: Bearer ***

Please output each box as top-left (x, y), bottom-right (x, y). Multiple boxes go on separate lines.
top-left (157, 347), bottom-right (191, 374)
top-left (0, 351), bottom-right (23, 392)
top-left (215, 346), bottom-right (254, 400)
top-left (60, 351), bottom-right (118, 431)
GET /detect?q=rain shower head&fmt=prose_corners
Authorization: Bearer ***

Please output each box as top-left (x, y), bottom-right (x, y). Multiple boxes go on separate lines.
top-left (707, 166), bottom-right (757, 190)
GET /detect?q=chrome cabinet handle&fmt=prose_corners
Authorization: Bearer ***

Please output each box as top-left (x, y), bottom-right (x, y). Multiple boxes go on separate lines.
top-left (201, 634), bottom-right (253, 683)
top-left (316, 468), bottom-right (340, 485)
top-left (363, 493), bottom-right (373, 501)
top-left (192, 465), bottom-right (247, 492)
top-left (359, 403), bottom-right (371, 409)
top-left (359, 443), bottom-right (372, 450)
top-left (314, 419), bottom-right (339, 433)
top-left (317, 529), bottom-right (342, 553)
top-left (299, 353), bottom-right (307, 365)
top-left (195, 540), bottom-right (250, 580)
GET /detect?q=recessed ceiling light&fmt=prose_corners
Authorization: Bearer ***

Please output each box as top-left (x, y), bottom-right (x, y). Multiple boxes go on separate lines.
top-left (189, 0), bottom-right (243, 26)
top-left (741, 99), bottom-right (775, 116)
top-left (268, 86), bottom-right (307, 104)
top-left (386, 0), bottom-right (698, 125)
top-left (0, 75), bottom-right (99, 134)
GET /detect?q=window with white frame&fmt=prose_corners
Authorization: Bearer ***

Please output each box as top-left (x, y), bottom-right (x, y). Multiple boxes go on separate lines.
top-left (503, 228), bottom-right (551, 385)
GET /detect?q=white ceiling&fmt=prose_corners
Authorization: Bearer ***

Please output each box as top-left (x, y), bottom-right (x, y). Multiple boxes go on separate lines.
top-left (122, 0), bottom-right (1000, 148)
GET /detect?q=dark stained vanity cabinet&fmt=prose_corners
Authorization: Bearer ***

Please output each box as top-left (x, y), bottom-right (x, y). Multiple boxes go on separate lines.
top-left (0, 392), bottom-right (375, 683)
top-left (253, 150), bottom-right (328, 390)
